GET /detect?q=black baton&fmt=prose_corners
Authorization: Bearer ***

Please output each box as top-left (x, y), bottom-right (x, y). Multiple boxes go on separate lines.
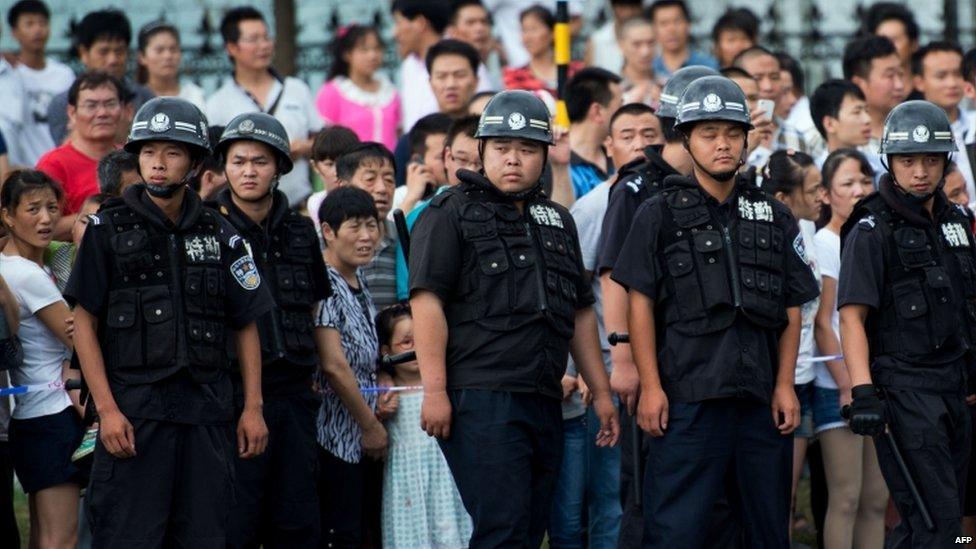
top-left (381, 350), bottom-right (417, 369)
top-left (842, 404), bottom-right (935, 531)
top-left (393, 209), bottom-right (410, 261)
top-left (608, 332), bottom-right (641, 508)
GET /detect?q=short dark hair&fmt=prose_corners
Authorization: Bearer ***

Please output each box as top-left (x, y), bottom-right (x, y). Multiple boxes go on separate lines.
top-left (711, 8), bottom-right (758, 46)
top-left (220, 6), bottom-right (265, 45)
top-left (392, 0), bottom-right (452, 35)
top-left (911, 40), bottom-right (963, 76)
top-left (375, 302), bottom-right (412, 350)
top-left (7, 0), bottom-right (49, 28)
top-left (519, 5), bottom-right (555, 30)
top-left (317, 186), bottom-right (379, 233)
top-left (67, 72), bottom-right (124, 107)
top-left (731, 45), bottom-right (777, 70)
top-left (566, 67), bottom-right (623, 123)
top-left (312, 126), bottom-right (361, 162)
top-left (720, 66), bottom-right (754, 81)
top-left (810, 79), bottom-right (867, 139)
top-left (409, 113), bottom-right (453, 157)
top-left (75, 9), bottom-right (131, 50)
top-left (843, 35), bottom-right (898, 80)
top-left (97, 150), bottom-right (139, 195)
top-left (964, 47), bottom-right (976, 83)
top-left (862, 2), bottom-right (920, 43)
top-left (446, 115), bottom-right (481, 148)
top-left (776, 52), bottom-right (805, 97)
top-left (451, 0), bottom-right (488, 25)
top-left (425, 39), bottom-right (480, 75)
top-left (648, 0), bottom-right (690, 22)
top-left (328, 25), bottom-right (382, 80)
top-left (610, 102), bottom-right (657, 133)
top-left (336, 142), bottom-right (396, 182)
top-left (0, 169), bottom-right (63, 211)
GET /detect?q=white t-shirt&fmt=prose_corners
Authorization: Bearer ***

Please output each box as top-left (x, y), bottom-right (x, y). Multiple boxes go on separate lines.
top-left (178, 81), bottom-right (207, 112)
top-left (590, 21), bottom-right (623, 73)
top-left (0, 59), bottom-right (31, 167)
top-left (1, 254), bottom-right (71, 419)
top-left (206, 74), bottom-right (323, 207)
top-left (795, 220), bottom-right (819, 384)
top-left (16, 58), bottom-right (74, 166)
top-left (812, 227), bottom-right (841, 389)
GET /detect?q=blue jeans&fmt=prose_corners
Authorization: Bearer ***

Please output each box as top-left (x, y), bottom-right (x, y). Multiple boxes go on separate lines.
top-left (550, 406), bottom-right (623, 549)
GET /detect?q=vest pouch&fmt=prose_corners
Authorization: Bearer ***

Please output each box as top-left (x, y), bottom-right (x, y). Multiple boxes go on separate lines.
top-left (664, 240), bottom-right (706, 322)
top-left (755, 224), bottom-right (773, 267)
top-left (894, 227), bottom-right (935, 268)
top-left (956, 255), bottom-right (976, 298)
top-left (111, 230), bottom-right (154, 274)
top-left (474, 240), bottom-right (513, 318)
top-left (739, 224), bottom-right (757, 265)
top-left (282, 311), bottom-right (316, 354)
top-left (105, 288), bottom-right (140, 369)
top-left (140, 287), bottom-right (175, 368)
top-left (184, 268), bottom-right (205, 316)
top-left (693, 230), bottom-right (732, 309)
top-left (188, 318), bottom-right (225, 368)
top-left (740, 267), bottom-right (783, 328)
top-left (459, 203), bottom-right (498, 241)
top-left (204, 268), bottom-right (225, 317)
top-left (282, 223), bottom-right (314, 263)
top-left (891, 279), bottom-right (931, 356)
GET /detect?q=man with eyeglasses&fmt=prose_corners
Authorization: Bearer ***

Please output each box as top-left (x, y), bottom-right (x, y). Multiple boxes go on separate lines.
top-left (206, 7), bottom-right (322, 209)
top-left (36, 72), bottom-right (127, 241)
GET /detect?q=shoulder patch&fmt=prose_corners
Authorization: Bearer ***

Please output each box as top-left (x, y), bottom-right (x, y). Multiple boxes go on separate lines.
top-left (87, 213), bottom-right (101, 226)
top-left (858, 215), bottom-right (876, 230)
top-left (622, 174), bottom-right (644, 194)
top-left (231, 255), bottom-right (261, 290)
top-left (793, 233), bottom-right (806, 259)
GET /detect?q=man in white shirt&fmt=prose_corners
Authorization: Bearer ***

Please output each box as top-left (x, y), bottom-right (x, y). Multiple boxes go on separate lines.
top-left (206, 7), bottom-right (322, 207)
top-left (8, 0), bottom-right (74, 166)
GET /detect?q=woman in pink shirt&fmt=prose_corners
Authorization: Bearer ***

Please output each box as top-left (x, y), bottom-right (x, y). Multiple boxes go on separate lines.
top-left (316, 26), bottom-right (400, 151)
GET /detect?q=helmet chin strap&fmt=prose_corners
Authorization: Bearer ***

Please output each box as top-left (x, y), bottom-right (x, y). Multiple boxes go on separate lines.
top-left (883, 153), bottom-right (949, 204)
top-left (142, 159), bottom-right (204, 199)
top-left (476, 140), bottom-right (547, 201)
top-left (682, 132), bottom-right (748, 184)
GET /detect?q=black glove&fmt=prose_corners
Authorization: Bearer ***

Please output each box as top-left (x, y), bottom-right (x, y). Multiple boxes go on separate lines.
top-left (847, 384), bottom-right (885, 437)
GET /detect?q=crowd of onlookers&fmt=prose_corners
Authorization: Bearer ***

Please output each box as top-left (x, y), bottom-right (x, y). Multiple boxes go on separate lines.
top-left (1, 0), bottom-right (976, 547)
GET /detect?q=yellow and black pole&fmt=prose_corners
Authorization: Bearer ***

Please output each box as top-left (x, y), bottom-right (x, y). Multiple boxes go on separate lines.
top-left (554, 0), bottom-right (570, 130)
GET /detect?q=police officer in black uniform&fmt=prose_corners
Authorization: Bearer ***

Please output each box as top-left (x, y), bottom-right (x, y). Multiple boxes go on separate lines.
top-left (66, 97), bottom-right (274, 548)
top-left (839, 100), bottom-right (976, 548)
top-left (212, 113), bottom-right (331, 548)
top-left (611, 76), bottom-right (819, 548)
top-left (408, 90), bottom-right (620, 547)
top-left (596, 65), bottom-right (718, 547)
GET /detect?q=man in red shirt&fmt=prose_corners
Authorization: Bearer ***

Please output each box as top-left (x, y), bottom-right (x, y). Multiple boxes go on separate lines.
top-left (36, 72), bottom-right (125, 240)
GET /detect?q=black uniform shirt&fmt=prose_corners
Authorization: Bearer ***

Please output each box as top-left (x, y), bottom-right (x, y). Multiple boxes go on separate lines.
top-left (838, 184), bottom-right (969, 392)
top-left (65, 185), bottom-right (275, 424)
top-left (408, 176), bottom-right (595, 399)
top-left (611, 179), bottom-right (819, 404)
top-left (215, 189), bottom-right (331, 398)
top-left (596, 146), bottom-right (679, 274)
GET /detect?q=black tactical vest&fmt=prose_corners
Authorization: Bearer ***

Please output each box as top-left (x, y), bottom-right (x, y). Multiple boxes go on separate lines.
top-left (431, 176), bottom-right (582, 339)
top-left (102, 202), bottom-right (230, 384)
top-left (848, 193), bottom-right (976, 361)
top-left (237, 208), bottom-right (319, 364)
top-left (656, 176), bottom-right (789, 336)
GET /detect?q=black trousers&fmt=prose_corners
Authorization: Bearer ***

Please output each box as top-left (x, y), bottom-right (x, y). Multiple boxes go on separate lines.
top-left (643, 398), bottom-right (792, 549)
top-left (618, 408), bottom-right (741, 549)
top-left (227, 393), bottom-right (320, 549)
top-left (877, 387), bottom-right (971, 549)
top-left (438, 389), bottom-right (563, 549)
top-left (318, 446), bottom-right (367, 548)
top-left (0, 441), bottom-right (19, 549)
top-left (86, 419), bottom-right (235, 549)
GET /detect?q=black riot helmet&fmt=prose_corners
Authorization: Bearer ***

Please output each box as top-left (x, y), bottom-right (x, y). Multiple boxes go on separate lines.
top-left (657, 65), bottom-right (720, 119)
top-left (215, 113), bottom-right (294, 175)
top-left (124, 97), bottom-right (211, 198)
top-left (674, 75), bottom-right (754, 134)
top-left (880, 100), bottom-right (957, 156)
top-left (475, 90), bottom-right (554, 145)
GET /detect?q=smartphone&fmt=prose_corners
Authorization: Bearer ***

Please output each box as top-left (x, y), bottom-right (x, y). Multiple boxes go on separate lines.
top-left (757, 99), bottom-right (776, 120)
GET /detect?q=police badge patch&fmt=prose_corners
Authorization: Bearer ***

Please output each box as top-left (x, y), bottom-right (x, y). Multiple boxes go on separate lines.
top-left (231, 255), bottom-right (261, 290)
top-left (702, 93), bottom-right (723, 112)
top-left (912, 125), bottom-right (930, 143)
top-left (238, 119), bottom-right (255, 133)
top-left (507, 112), bottom-right (526, 130)
top-left (149, 113), bottom-right (171, 132)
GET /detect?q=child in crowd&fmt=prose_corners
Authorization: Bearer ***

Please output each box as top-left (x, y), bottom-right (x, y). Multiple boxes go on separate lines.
top-left (307, 125), bottom-right (362, 244)
top-left (47, 193), bottom-right (108, 293)
top-left (375, 303), bottom-right (471, 549)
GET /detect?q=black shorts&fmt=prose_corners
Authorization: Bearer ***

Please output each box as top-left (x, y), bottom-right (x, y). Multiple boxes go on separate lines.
top-left (9, 407), bottom-right (85, 494)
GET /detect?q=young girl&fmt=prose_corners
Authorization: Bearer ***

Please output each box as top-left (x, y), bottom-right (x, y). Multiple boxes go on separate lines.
top-left (1, 170), bottom-right (82, 548)
top-left (761, 150), bottom-right (823, 536)
top-left (812, 149), bottom-right (888, 548)
top-left (376, 303), bottom-right (471, 548)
